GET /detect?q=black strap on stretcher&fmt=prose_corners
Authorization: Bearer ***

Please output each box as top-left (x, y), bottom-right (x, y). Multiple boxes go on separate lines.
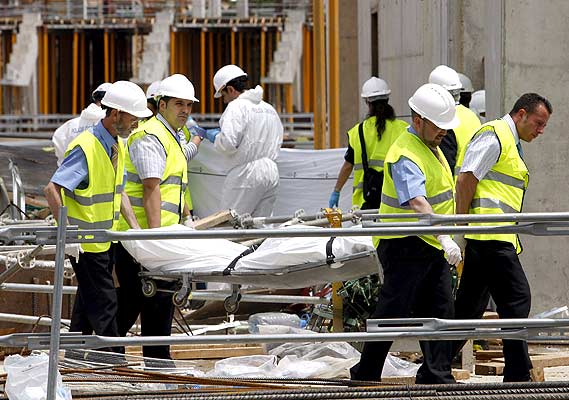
top-left (223, 244), bottom-right (259, 276)
top-left (326, 237), bottom-right (336, 265)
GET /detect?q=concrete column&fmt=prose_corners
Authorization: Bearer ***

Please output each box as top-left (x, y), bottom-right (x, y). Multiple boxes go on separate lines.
top-left (193, 0), bottom-right (206, 18)
top-left (208, 0), bottom-right (221, 18)
top-left (485, 0), bottom-right (504, 120)
top-left (237, 0), bottom-right (249, 18)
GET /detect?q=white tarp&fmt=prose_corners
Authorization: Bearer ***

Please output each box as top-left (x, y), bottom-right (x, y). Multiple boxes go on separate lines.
top-left (188, 143), bottom-right (354, 218)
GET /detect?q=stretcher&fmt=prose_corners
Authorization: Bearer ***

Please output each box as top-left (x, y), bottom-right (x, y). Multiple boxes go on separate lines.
top-left (121, 225), bottom-right (381, 312)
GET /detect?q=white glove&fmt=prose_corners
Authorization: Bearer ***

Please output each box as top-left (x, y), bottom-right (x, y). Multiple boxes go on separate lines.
top-left (454, 233), bottom-right (467, 254)
top-left (65, 243), bottom-right (83, 260)
top-left (437, 235), bottom-right (462, 266)
top-left (182, 215), bottom-right (195, 228)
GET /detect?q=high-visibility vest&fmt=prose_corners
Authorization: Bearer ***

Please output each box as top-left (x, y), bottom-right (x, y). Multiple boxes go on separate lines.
top-left (465, 120), bottom-right (528, 253)
top-left (62, 131), bottom-right (125, 253)
top-left (118, 117), bottom-right (188, 229)
top-left (376, 131), bottom-right (455, 249)
top-left (348, 117), bottom-right (408, 207)
top-left (181, 125), bottom-right (193, 211)
top-left (454, 104), bottom-right (482, 175)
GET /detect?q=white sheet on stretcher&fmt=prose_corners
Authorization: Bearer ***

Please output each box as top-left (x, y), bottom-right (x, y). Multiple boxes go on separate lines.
top-left (121, 224), bottom-right (375, 275)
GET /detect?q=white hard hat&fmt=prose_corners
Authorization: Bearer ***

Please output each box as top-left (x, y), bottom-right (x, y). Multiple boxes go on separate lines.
top-left (155, 74), bottom-right (199, 102)
top-left (428, 65), bottom-right (462, 92)
top-left (408, 83), bottom-right (459, 130)
top-left (213, 64), bottom-right (247, 98)
top-left (361, 76), bottom-right (391, 100)
top-left (470, 90), bottom-right (486, 113)
top-left (92, 82), bottom-right (112, 97)
top-left (457, 73), bottom-right (473, 93)
top-left (101, 81), bottom-right (152, 118)
top-left (146, 80), bottom-right (161, 99)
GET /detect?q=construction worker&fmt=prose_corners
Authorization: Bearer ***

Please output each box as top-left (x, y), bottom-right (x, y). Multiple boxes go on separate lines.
top-left (329, 76), bottom-right (407, 210)
top-left (145, 80), bottom-right (161, 116)
top-left (470, 90), bottom-right (486, 123)
top-left (457, 73), bottom-right (474, 108)
top-left (114, 73), bottom-right (201, 364)
top-left (206, 64), bottom-right (283, 217)
top-left (429, 65), bottom-right (481, 176)
top-left (52, 82), bottom-right (111, 165)
top-left (452, 93), bottom-right (552, 382)
top-left (350, 83), bottom-right (462, 384)
top-left (43, 81), bottom-right (150, 354)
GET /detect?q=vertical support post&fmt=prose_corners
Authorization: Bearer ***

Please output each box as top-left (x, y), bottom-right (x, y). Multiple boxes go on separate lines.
top-left (37, 29), bottom-right (43, 114)
top-left (485, 0), bottom-right (505, 120)
top-left (50, 34), bottom-right (56, 113)
top-left (104, 30), bottom-right (109, 82)
top-left (43, 27), bottom-right (49, 114)
top-left (46, 207), bottom-right (67, 400)
top-left (79, 31), bottom-right (85, 110)
top-left (328, 0), bottom-right (340, 148)
top-left (285, 83), bottom-right (293, 117)
top-left (238, 29), bottom-right (243, 67)
top-left (260, 26), bottom-right (266, 78)
top-left (110, 31), bottom-right (115, 82)
top-left (230, 27), bottom-right (236, 65)
top-left (170, 28), bottom-right (176, 75)
top-left (208, 30), bottom-right (214, 112)
top-left (302, 26), bottom-right (309, 113)
top-left (72, 30), bottom-right (79, 115)
top-left (312, 0), bottom-right (327, 150)
top-left (200, 29), bottom-right (206, 113)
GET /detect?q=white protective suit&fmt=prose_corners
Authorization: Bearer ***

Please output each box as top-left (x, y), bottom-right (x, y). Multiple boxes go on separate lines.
top-left (52, 103), bottom-right (106, 165)
top-left (215, 85), bottom-right (284, 217)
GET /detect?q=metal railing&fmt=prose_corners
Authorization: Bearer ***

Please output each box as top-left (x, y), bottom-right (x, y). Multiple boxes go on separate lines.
top-left (0, 0), bottom-right (312, 21)
top-left (0, 113), bottom-right (314, 140)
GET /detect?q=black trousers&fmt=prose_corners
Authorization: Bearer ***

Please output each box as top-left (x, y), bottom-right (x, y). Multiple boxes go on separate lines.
top-left (452, 239), bottom-right (532, 382)
top-left (69, 250), bottom-right (123, 354)
top-left (350, 236), bottom-right (456, 384)
top-left (114, 243), bottom-right (176, 361)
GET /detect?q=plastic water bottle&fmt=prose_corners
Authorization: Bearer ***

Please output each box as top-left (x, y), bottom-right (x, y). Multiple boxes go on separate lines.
top-left (248, 312), bottom-right (302, 334)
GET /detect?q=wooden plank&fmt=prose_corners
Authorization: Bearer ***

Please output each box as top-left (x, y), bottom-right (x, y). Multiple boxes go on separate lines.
top-left (475, 362), bottom-right (504, 375)
top-left (193, 210), bottom-right (235, 230)
top-left (490, 351), bottom-right (569, 369)
top-left (475, 350), bottom-right (504, 360)
top-left (531, 367), bottom-right (545, 382)
top-left (126, 343), bottom-right (265, 360)
top-left (378, 369), bottom-right (469, 384)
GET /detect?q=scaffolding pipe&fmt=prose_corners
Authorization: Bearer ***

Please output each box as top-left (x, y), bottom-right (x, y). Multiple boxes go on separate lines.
top-left (260, 26), bottom-right (266, 77)
top-left (0, 312), bottom-right (70, 326)
top-left (200, 28), bottom-right (206, 114)
top-left (328, 0), bottom-right (340, 148)
top-left (103, 30), bottom-right (109, 82)
top-left (312, 0), bottom-right (326, 149)
top-left (170, 28), bottom-right (176, 75)
top-left (46, 206), bottom-right (67, 400)
top-left (72, 30), bottom-right (79, 115)
top-left (230, 27), bottom-right (236, 64)
top-left (0, 283), bottom-right (329, 305)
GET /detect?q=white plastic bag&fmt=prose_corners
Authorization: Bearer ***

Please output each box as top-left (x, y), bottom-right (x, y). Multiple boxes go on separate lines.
top-left (381, 354), bottom-right (421, 377)
top-left (4, 352), bottom-right (72, 400)
top-left (207, 355), bottom-right (277, 378)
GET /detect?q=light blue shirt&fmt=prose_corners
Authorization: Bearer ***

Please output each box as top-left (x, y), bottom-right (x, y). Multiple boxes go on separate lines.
top-left (389, 127), bottom-right (426, 206)
top-left (51, 121), bottom-right (121, 191)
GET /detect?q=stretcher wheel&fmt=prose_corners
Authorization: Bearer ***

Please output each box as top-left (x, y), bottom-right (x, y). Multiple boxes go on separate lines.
top-left (141, 280), bottom-right (157, 297)
top-left (173, 291), bottom-right (189, 308)
top-left (223, 293), bottom-right (241, 314)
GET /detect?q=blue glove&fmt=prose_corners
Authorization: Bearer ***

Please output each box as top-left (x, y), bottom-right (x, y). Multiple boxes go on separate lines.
top-left (188, 124), bottom-right (206, 139)
top-left (329, 190), bottom-right (340, 208)
top-left (205, 128), bottom-right (220, 143)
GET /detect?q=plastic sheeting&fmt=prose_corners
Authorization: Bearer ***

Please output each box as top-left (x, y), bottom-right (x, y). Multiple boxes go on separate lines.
top-left (187, 143), bottom-right (354, 218)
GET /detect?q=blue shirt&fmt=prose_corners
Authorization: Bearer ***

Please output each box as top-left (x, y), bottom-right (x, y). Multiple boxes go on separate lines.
top-left (389, 127), bottom-right (426, 206)
top-left (51, 121), bottom-right (122, 191)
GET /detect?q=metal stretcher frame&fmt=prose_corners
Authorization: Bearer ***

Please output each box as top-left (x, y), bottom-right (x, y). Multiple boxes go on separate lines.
top-left (137, 249), bottom-right (382, 311)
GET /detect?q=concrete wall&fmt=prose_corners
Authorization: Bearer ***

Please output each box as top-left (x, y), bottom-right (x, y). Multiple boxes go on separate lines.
top-left (502, 0), bottom-right (569, 314)
top-left (347, 0), bottom-right (569, 313)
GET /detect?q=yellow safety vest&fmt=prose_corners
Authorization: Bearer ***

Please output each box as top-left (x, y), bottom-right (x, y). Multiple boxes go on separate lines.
top-left (348, 117), bottom-right (408, 207)
top-left (118, 116), bottom-right (188, 230)
top-left (454, 104), bottom-right (482, 175)
top-left (63, 131), bottom-right (125, 253)
top-left (465, 120), bottom-right (528, 253)
top-left (181, 125), bottom-right (194, 211)
top-left (376, 130), bottom-right (455, 249)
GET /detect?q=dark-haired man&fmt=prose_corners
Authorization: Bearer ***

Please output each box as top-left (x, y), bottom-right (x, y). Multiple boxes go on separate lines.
top-left (208, 64), bottom-right (283, 217)
top-left (452, 93), bottom-right (552, 382)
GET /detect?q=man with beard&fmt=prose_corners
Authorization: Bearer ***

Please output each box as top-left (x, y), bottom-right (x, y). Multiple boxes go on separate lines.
top-left (114, 74), bottom-right (200, 364)
top-left (44, 81), bottom-right (150, 354)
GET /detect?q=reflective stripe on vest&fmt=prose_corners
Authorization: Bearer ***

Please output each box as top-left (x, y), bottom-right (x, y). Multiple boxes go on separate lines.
top-left (376, 131), bottom-right (455, 250)
top-left (118, 116), bottom-right (188, 230)
top-left (347, 117), bottom-right (408, 206)
top-left (465, 120), bottom-right (528, 253)
top-left (63, 130), bottom-right (125, 253)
